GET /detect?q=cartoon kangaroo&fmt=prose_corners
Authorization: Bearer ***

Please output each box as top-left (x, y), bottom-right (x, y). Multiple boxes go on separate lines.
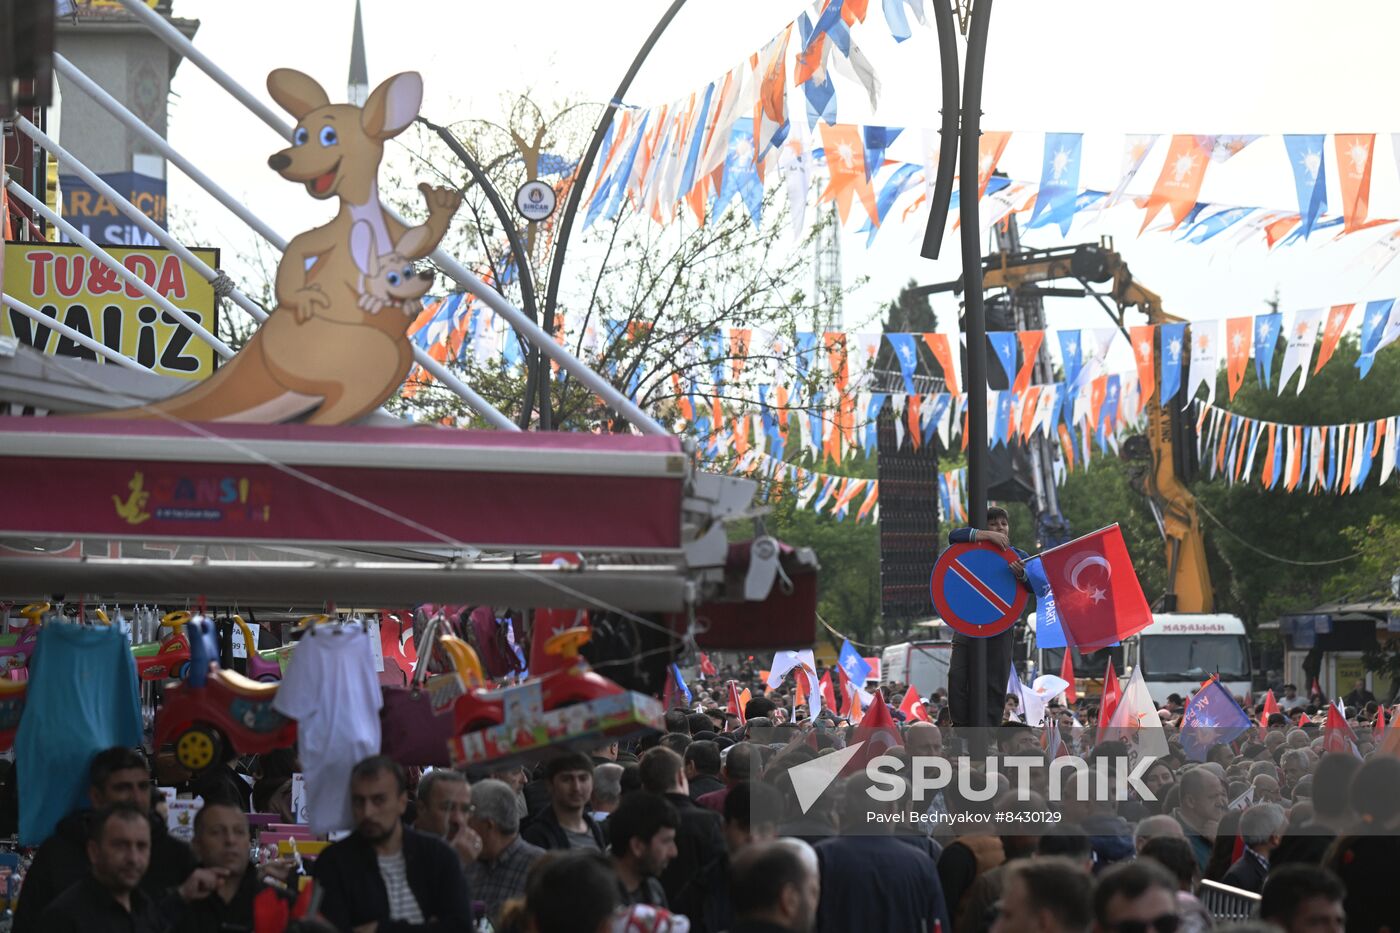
top-left (96, 69), bottom-right (461, 425)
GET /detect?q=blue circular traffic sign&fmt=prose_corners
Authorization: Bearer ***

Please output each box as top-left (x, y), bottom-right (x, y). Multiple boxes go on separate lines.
top-left (930, 542), bottom-right (1028, 638)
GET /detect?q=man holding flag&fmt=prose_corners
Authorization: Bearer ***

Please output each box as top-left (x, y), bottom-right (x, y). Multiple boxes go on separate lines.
top-left (946, 507), bottom-right (1034, 727)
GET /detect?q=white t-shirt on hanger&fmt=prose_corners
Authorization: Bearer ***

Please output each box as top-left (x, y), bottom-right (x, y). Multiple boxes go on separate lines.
top-left (273, 623), bottom-right (382, 834)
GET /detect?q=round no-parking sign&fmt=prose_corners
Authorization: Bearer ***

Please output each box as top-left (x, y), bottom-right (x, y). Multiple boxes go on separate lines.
top-left (929, 541), bottom-right (1028, 638)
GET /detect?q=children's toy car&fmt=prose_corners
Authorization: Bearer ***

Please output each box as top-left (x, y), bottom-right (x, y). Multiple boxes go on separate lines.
top-left (153, 617), bottom-right (296, 773)
top-left (451, 626), bottom-right (625, 735)
top-left (0, 679), bottom-right (27, 752)
top-left (231, 616), bottom-right (283, 682)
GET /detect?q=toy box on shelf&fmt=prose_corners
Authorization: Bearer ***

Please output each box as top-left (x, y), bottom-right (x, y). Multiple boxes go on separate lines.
top-left (447, 685), bottom-right (663, 770)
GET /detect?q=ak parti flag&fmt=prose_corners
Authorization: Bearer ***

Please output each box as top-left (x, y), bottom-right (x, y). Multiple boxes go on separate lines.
top-left (1335, 134), bottom-right (1376, 234)
top-left (1225, 316), bottom-right (1251, 401)
top-left (1040, 524), bottom-right (1154, 651)
top-left (819, 123), bottom-right (878, 225)
top-left (1315, 304), bottom-right (1355, 375)
top-left (1014, 330), bottom-right (1045, 394)
top-left (976, 131), bottom-right (1012, 198)
top-left (1140, 135), bottom-right (1210, 233)
top-left (1129, 325), bottom-right (1156, 402)
top-left (899, 685), bottom-right (930, 723)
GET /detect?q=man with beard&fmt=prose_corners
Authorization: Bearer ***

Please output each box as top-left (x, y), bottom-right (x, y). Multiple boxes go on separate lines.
top-left (608, 792), bottom-right (680, 908)
top-left (314, 755), bottom-right (473, 930)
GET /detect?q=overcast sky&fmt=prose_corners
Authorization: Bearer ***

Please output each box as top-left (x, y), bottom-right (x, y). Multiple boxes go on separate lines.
top-left (153, 0), bottom-right (1400, 351)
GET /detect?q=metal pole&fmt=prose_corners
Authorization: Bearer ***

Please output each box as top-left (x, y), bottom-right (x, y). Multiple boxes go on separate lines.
top-left (959, 0), bottom-right (994, 739)
top-left (417, 117), bottom-right (544, 430)
top-left (919, 0), bottom-right (962, 261)
top-left (539, 0), bottom-right (689, 429)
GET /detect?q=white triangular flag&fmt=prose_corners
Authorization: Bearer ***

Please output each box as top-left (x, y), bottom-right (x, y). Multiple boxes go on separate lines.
top-left (1185, 320), bottom-right (1219, 407)
top-left (1278, 308), bottom-right (1324, 395)
top-left (1381, 417), bottom-right (1397, 485)
top-left (1104, 667), bottom-right (1169, 770)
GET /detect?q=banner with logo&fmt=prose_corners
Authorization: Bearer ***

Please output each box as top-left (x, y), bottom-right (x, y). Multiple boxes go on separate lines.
top-left (2, 242), bottom-right (220, 380)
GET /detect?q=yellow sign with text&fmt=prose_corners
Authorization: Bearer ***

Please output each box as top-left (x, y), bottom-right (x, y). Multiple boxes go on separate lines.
top-left (2, 243), bottom-right (219, 380)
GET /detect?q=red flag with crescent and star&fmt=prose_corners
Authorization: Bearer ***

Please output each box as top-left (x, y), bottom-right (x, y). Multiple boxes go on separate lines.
top-left (1040, 524), bottom-right (1154, 651)
top-left (841, 689), bottom-right (903, 775)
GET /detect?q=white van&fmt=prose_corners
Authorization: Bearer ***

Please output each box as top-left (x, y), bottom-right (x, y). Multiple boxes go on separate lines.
top-left (1027, 613), bottom-right (1251, 705)
top-left (881, 641), bottom-right (954, 699)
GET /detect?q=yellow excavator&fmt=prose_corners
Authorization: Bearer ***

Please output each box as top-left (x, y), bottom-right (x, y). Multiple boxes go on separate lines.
top-left (973, 239), bottom-right (1214, 614)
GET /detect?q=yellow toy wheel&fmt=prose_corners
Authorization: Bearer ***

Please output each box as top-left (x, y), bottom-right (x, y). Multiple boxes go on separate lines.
top-left (175, 726), bottom-right (221, 773)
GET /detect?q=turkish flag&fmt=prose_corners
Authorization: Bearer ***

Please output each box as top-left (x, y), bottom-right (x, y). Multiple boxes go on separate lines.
top-left (726, 681), bottom-right (746, 726)
top-left (1040, 524), bottom-right (1153, 651)
top-left (842, 690), bottom-right (903, 775)
top-left (1324, 702), bottom-right (1361, 757)
top-left (699, 653), bottom-right (717, 679)
top-left (1260, 689), bottom-right (1282, 741)
top-left (1097, 661), bottom-right (1121, 746)
top-left (899, 685), bottom-right (930, 723)
top-left (819, 672), bottom-right (838, 713)
top-left (1060, 648), bottom-right (1077, 705)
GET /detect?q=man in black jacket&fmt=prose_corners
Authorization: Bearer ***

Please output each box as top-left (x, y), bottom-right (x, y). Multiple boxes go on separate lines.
top-left (639, 747), bottom-right (726, 931)
top-left (175, 798), bottom-right (296, 933)
top-left (14, 747), bottom-right (197, 933)
top-left (684, 741), bottom-right (725, 801)
top-left (520, 752), bottom-right (607, 851)
top-left (314, 756), bottom-right (473, 932)
top-left (40, 803), bottom-right (224, 933)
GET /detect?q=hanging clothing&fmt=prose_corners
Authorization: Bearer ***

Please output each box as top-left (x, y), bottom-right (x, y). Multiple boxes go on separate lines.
top-left (16, 622), bottom-right (142, 845)
top-left (272, 623), bottom-right (382, 834)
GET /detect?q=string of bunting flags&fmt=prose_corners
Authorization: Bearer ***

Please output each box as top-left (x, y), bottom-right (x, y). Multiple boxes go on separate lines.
top-left (570, 0), bottom-right (1400, 262)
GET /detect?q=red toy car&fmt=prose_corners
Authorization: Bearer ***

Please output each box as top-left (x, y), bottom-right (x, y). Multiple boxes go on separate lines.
top-left (154, 617), bottom-right (296, 773)
top-left (451, 626), bottom-right (625, 735)
top-left (0, 679), bottom-right (27, 752)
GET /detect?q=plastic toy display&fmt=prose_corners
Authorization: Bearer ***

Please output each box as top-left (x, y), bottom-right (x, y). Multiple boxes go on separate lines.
top-left (134, 611), bottom-right (193, 682)
top-left (153, 616), bottom-right (296, 773)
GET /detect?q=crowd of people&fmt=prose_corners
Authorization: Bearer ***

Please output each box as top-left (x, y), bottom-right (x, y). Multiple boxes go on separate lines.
top-left (6, 666), bottom-right (1397, 933)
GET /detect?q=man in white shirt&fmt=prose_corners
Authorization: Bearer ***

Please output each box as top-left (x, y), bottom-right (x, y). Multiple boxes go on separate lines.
top-left (1278, 684), bottom-right (1306, 712)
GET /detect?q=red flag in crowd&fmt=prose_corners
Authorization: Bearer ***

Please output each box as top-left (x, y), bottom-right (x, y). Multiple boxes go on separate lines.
top-left (836, 667), bottom-right (863, 719)
top-left (899, 685), bottom-right (930, 723)
top-left (1297, 712), bottom-right (1312, 726)
top-left (1039, 524), bottom-right (1154, 651)
top-left (819, 671), bottom-right (838, 713)
top-left (699, 653), bottom-right (717, 678)
top-left (726, 681), bottom-right (747, 726)
top-left (842, 689), bottom-right (903, 775)
top-left (1324, 702), bottom-right (1361, 758)
top-left (1097, 661), bottom-right (1122, 745)
top-left (1375, 704), bottom-right (1387, 738)
top-left (1060, 649), bottom-right (1077, 705)
top-left (1260, 689), bottom-right (1281, 741)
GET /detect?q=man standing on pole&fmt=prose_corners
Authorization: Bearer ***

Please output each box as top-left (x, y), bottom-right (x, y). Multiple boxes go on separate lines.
top-left (946, 506), bottom-right (1034, 727)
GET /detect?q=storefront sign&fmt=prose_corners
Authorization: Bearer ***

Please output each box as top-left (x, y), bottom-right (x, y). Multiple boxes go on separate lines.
top-left (1, 243), bottom-right (219, 380)
top-left (60, 171), bottom-right (167, 246)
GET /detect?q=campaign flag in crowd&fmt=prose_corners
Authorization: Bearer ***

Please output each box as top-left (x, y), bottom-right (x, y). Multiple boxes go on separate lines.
top-left (699, 653), bottom-right (717, 678)
top-left (837, 639), bottom-right (872, 684)
top-left (1025, 675), bottom-right (1070, 728)
top-left (819, 671), bottom-right (838, 713)
top-left (1042, 718), bottom-right (1068, 759)
top-left (1180, 678), bottom-right (1252, 761)
top-left (664, 664), bottom-right (692, 709)
top-left (1297, 711), bottom-right (1312, 726)
top-left (842, 689), bottom-right (902, 775)
top-left (899, 685), bottom-right (930, 722)
top-left (767, 648), bottom-right (817, 689)
top-left (1097, 661), bottom-right (1122, 746)
top-left (1324, 701), bottom-right (1361, 758)
top-left (1024, 556), bottom-right (1065, 648)
top-left (1103, 667), bottom-right (1169, 769)
top-left (1260, 689), bottom-right (1282, 741)
top-left (1228, 785), bottom-right (1255, 811)
top-left (1039, 525), bottom-right (1153, 650)
top-left (1376, 703), bottom-right (1387, 738)
top-left (1060, 649), bottom-right (1077, 705)
top-left (1006, 665), bottom-right (1027, 722)
top-left (726, 681), bottom-right (747, 725)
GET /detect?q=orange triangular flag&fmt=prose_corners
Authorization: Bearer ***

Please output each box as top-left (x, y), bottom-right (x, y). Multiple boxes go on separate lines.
top-left (1225, 317), bottom-right (1251, 400)
top-left (818, 123), bottom-right (879, 225)
top-left (1060, 648), bottom-right (1077, 705)
top-left (1314, 304), bottom-right (1354, 375)
top-left (1335, 134), bottom-right (1376, 234)
top-left (922, 333), bottom-right (959, 394)
top-left (1260, 689), bottom-right (1281, 741)
top-left (1140, 135), bottom-right (1210, 233)
top-left (976, 131), bottom-right (1011, 198)
top-left (1129, 325), bottom-right (1156, 401)
top-left (1013, 330), bottom-right (1044, 394)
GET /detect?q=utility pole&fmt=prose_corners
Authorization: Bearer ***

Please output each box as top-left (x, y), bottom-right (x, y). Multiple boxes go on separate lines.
top-left (920, 0), bottom-right (996, 744)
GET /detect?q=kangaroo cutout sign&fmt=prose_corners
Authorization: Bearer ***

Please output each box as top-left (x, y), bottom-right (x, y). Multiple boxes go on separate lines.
top-left (101, 69), bottom-right (461, 425)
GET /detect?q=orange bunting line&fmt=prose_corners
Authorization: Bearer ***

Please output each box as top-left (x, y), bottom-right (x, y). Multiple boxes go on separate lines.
top-left (1129, 324), bottom-right (1156, 401)
top-left (1264, 214), bottom-right (1301, 249)
top-left (922, 332), bottom-right (959, 394)
top-left (729, 329), bottom-right (752, 381)
top-left (818, 123), bottom-right (879, 225)
top-left (976, 131), bottom-right (1012, 198)
top-left (1261, 423), bottom-right (1278, 487)
top-left (907, 393), bottom-right (922, 450)
top-left (1315, 304), bottom-right (1354, 375)
top-left (1020, 386), bottom-right (1042, 439)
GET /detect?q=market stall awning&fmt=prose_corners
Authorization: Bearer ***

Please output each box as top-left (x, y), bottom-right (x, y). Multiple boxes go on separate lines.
top-left (0, 416), bottom-right (686, 552)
